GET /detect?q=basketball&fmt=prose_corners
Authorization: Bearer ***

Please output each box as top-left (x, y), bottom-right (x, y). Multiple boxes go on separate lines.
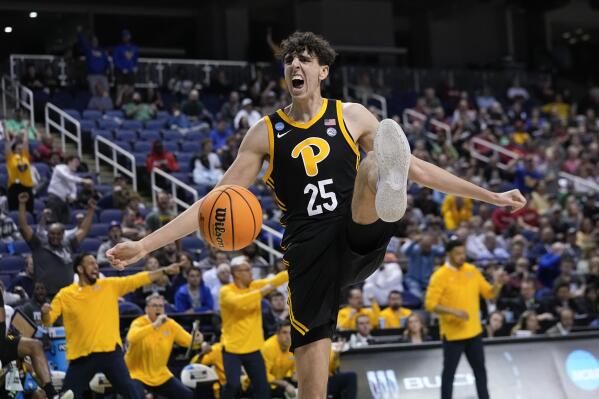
top-left (198, 185), bottom-right (263, 251)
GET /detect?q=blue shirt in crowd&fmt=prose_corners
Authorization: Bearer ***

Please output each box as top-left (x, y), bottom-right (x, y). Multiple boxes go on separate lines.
top-left (174, 282), bottom-right (213, 313)
top-left (210, 127), bottom-right (233, 150)
top-left (78, 34), bottom-right (110, 75)
top-left (113, 43), bottom-right (138, 73)
top-left (403, 241), bottom-right (445, 285)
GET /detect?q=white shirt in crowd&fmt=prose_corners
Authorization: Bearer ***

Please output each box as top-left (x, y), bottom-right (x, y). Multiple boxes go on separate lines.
top-left (48, 164), bottom-right (83, 201)
top-left (349, 332), bottom-right (372, 349)
top-left (233, 109), bottom-right (262, 129)
top-left (363, 262), bottom-right (403, 306)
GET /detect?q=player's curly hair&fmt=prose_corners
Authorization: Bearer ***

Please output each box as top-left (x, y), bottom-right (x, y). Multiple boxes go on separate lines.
top-left (279, 31), bottom-right (337, 67)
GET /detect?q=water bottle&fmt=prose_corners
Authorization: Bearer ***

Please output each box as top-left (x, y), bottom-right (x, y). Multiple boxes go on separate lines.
top-left (6, 241), bottom-right (15, 255)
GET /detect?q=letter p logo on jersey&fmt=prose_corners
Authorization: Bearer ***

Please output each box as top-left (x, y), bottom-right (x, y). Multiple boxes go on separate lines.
top-left (291, 137), bottom-right (330, 177)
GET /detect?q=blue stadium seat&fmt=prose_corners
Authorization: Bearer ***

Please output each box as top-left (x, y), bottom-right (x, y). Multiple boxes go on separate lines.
top-left (12, 240), bottom-right (31, 255)
top-left (176, 153), bottom-right (193, 164)
top-left (82, 110), bottom-right (102, 121)
top-left (183, 131), bottom-right (208, 142)
top-left (181, 141), bottom-right (202, 153)
top-left (33, 199), bottom-right (45, 213)
top-left (0, 274), bottom-right (13, 288)
top-left (145, 120), bottom-right (165, 130)
top-left (33, 163), bottom-right (51, 180)
top-left (64, 109), bottom-right (81, 120)
top-left (8, 211), bottom-right (34, 225)
top-left (70, 210), bottom-right (98, 224)
top-left (133, 142), bottom-right (152, 153)
top-left (178, 163), bottom-right (191, 173)
top-left (155, 111), bottom-right (169, 120)
top-left (114, 141), bottom-right (132, 151)
top-left (99, 209), bottom-right (123, 223)
top-left (181, 235), bottom-right (205, 254)
top-left (95, 184), bottom-right (113, 197)
top-left (164, 141), bottom-right (179, 152)
top-left (133, 152), bottom-right (147, 165)
top-left (0, 256), bottom-right (25, 273)
top-left (121, 120), bottom-right (143, 130)
top-left (171, 172), bottom-right (190, 183)
top-left (193, 184), bottom-right (211, 196)
top-left (162, 130), bottom-right (183, 142)
top-left (105, 110), bottom-right (125, 119)
top-left (139, 130), bottom-right (161, 142)
top-left (87, 223), bottom-right (110, 238)
top-left (0, 174), bottom-right (7, 188)
top-left (91, 129), bottom-right (113, 141)
top-left (97, 119), bottom-right (120, 130)
top-left (79, 238), bottom-right (102, 253)
top-left (114, 129), bottom-right (137, 141)
top-left (79, 120), bottom-right (95, 132)
top-left (259, 197), bottom-right (275, 212)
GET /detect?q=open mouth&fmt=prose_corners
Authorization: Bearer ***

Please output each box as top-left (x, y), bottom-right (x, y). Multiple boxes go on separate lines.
top-left (291, 77), bottom-right (304, 89)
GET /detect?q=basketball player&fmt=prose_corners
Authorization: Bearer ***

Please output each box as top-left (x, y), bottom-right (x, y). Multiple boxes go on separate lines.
top-left (107, 32), bottom-right (526, 398)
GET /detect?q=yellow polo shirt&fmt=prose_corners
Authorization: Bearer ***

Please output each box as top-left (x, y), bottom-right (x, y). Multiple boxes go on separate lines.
top-left (337, 302), bottom-right (381, 330)
top-left (220, 271), bottom-right (288, 354)
top-left (261, 335), bottom-right (295, 386)
top-left (197, 342), bottom-right (226, 384)
top-left (45, 272), bottom-right (151, 360)
top-left (425, 263), bottom-right (495, 341)
top-left (125, 316), bottom-right (192, 386)
top-left (380, 307), bottom-right (412, 328)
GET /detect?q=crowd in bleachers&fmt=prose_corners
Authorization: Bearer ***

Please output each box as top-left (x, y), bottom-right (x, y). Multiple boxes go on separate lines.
top-left (2, 28), bottom-right (599, 395)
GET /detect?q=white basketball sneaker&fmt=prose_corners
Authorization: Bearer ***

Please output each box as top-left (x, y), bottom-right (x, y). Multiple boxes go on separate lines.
top-left (374, 118), bottom-right (412, 222)
top-left (56, 390), bottom-right (74, 399)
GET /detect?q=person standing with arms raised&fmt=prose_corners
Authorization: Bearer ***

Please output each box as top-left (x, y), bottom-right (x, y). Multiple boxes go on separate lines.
top-left (425, 239), bottom-right (505, 399)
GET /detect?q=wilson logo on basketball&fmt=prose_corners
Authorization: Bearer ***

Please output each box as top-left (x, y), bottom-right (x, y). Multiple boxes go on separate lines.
top-left (214, 208), bottom-right (227, 248)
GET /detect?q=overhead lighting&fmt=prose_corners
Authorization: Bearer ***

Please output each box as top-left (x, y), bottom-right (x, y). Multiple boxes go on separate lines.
top-left (29, 11), bottom-right (38, 18)
top-left (4, 26), bottom-right (12, 33)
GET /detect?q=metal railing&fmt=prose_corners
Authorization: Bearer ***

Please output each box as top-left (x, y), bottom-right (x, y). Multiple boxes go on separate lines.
top-left (469, 136), bottom-right (520, 170)
top-left (94, 135), bottom-right (137, 191)
top-left (45, 102), bottom-right (82, 157)
top-left (256, 224), bottom-right (284, 264)
top-left (558, 171), bottom-right (599, 194)
top-left (402, 108), bottom-right (452, 143)
top-left (342, 82), bottom-right (388, 119)
top-left (150, 167), bottom-right (198, 211)
top-left (1, 76), bottom-right (34, 125)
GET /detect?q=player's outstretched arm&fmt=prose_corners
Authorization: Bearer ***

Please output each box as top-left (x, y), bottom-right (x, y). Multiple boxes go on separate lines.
top-left (106, 120), bottom-right (270, 269)
top-left (408, 155), bottom-right (525, 210)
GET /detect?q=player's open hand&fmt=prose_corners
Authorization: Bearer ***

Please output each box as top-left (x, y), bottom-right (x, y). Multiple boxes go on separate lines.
top-left (494, 189), bottom-right (526, 212)
top-left (106, 241), bottom-right (147, 270)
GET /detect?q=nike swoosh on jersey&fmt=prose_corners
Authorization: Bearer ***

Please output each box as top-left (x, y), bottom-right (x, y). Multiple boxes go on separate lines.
top-left (277, 130), bottom-right (292, 138)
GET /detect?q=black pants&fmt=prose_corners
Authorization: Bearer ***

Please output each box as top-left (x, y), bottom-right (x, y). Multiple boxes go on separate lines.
top-left (222, 349), bottom-right (270, 399)
top-left (132, 377), bottom-right (194, 399)
top-left (441, 334), bottom-right (489, 399)
top-left (7, 184), bottom-right (33, 213)
top-left (46, 193), bottom-right (70, 224)
top-left (328, 372), bottom-right (358, 399)
top-left (63, 347), bottom-right (142, 399)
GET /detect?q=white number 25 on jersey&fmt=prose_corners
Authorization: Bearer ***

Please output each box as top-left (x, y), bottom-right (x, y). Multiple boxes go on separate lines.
top-left (304, 178), bottom-right (338, 216)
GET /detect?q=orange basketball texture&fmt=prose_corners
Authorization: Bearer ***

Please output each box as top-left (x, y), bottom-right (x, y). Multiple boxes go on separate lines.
top-left (198, 185), bottom-right (263, 251)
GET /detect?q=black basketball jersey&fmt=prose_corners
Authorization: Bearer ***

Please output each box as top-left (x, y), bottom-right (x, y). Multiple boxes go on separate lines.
top-left (262, 99), bottom-right (360, 246)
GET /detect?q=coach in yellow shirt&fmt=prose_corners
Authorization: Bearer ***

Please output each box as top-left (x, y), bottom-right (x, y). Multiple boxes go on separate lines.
top-left (42, 253), bottom-right (179, 398)
top-left (261, 320), bottom-right (297, 398)
top-left (126, 293), bottom-right (203, 399)
top-left (220, 255), bottom-right (288, 399)
top-left (380, 290), bottom-right (412, 328)
top-left (425, 239), bottom-right (503, 399)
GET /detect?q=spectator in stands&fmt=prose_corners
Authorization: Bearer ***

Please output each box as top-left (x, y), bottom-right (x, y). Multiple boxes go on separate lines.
top-left (182, 89), bottom-right (211, 123)
top-left (337, 288), bottom-right (380, 330)
top-left (234, 98), bottom-right (261, 129)
top-left (87, 84), bottom-right (114, 112)
top-left (546, 308), bottom-right (574, 336)
top-left (402, 232), bottom-right (445, 299)
top-left (545, 281), bottom-right (584, 316)
top-left (441, 194), bottom-right (472, 231)
top-left (130, 256), bottom-right (174, 308)
top-left (474, 232), bottom-right (510, 265)
top-left (16, 281), bottom-right (47, 326)
top-left (123, 91), bottom-right (155, 122)
top-left (263, 291), bottom-right (289, 338)
top-left (241, 243), bottom-right (269, 279)
top-left (198, 247), bottom-right (229, 273)
top-left (348, 315), bottom-right (373, 348)
top-left (113, 29), bottom-right (138, 104)
top-left (122, 207), bottom-right (147, 242)
top-left (426, 239), bottom-right (503, 399)
top-left (498, 278), bottom-right (550, 323)
top-left (155, 242), bottom-right (179, 266)
top-left (77, 26), bottom-right (110, 93)
top-left (169, 252), bottom-right (194, 293)
top-left (218, 134), bottom-right (241, 170)
top-left (402, 313), bottom-right (430, 344)
top-left (528, 226), bottom-right (555, 262)
top-left (220, 91), bottom-right (241, 122)
top-left (209, 262), bottom-right (231, 312)
top-left (34, 134), bottom-right (63, 165)
top-left (7, 255), bottom-right (34, 297)
top-left (5, 129), bottom-right (34, 213)
top-left (513, 157), bottom-right (542, 194)
top-left (219, 256), bottom-right (288, 399)
top-left (379, 291), bottom-right (412, 329)
top-left (1, 279), bottom-right (27, 306)
top-left (167, 102), bottom-right (191, 131)
top-left (537, 242), bottom-right (566, 288)
top-left (174, 267), bottom-right (213, 313)
top-left (483, 311), bottom-right (506, 338)
top-left (260, 319), bottom-right (297, 398)
top-left (3, 108), bottom-right (38, 141)
top-left (191, 139), bottom-right (224, 186)
top-left (580, 284), bottom-right (598, 318)
top-left (97, 221), bottom-right (130, 265)
top-left (126, 293), bottom-right (201, 399)
top-left (47, 155), bottom-right (94, 224)
top-left (42, 253), bottom-right (179, 398)
top-left (146, 140), bottom-right (179, 175)
top-left (210, 118), bottom-right (234, 150)
top-left (20, 63), bottom-right (44, 88)
top-left (554, 256), bottom-right (584, 296)
top-left (511, 311), bottom-right (540, 336)
top-left (363, 252), bottom-right (403, 307)
top-left (0, 208), bottom-right (21, 243)
top-left (19, 192), bottom-right (95, 296)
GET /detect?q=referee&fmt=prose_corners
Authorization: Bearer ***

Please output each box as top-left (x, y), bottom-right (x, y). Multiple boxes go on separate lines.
top-left (425, 239), bottom-right (503, 399)
top-left (220, 256), bottom-right (288, 399)
top-left (42, 253), bottom-right (179, 398)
